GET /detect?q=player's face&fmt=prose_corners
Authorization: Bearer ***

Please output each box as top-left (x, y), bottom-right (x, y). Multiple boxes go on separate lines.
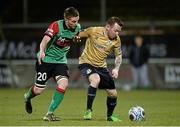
top-left (66, 16), bottom-right (79, 29)
top-left (107, 23), bottom-right (122, 39)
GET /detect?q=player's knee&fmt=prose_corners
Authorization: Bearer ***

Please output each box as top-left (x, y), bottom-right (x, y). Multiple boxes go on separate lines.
top-left (33, 86), bottom-right (45, 95)
top-left (89, 74), bottom-right (100, 86)
top-left (108, 90), bottom-right (117, 98)
top-left (56, 76), bottom-right (68, 90)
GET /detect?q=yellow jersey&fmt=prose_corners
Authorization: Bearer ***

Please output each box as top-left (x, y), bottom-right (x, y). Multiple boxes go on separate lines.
top-left (79, 27), bottom-right (122, 68)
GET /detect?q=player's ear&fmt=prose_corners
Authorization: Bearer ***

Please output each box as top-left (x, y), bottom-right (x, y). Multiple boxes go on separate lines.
top-left (64, 18), bottom-right (68, 23)
top-left (106, 25), bottom-right (111, 30)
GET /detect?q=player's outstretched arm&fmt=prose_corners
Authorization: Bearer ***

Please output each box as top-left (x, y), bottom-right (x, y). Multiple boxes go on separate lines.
top-left (78, 30), bottom-right (89, 38)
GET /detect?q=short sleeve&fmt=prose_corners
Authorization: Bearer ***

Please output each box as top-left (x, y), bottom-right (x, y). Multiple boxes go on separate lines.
top-left (114, 37), bottom-right (122, 57)
top-left (79, 27), bottom-right (93, 37)
top-left (44, 21), bottom-right (59, 38)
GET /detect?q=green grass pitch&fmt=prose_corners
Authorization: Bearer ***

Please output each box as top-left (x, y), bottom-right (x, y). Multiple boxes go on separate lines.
top-left (0, 88), bottom-right (180, 126)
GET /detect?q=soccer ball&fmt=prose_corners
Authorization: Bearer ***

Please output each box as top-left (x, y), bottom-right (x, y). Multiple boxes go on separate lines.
top-left (128, 106), bottom-right (145, 121)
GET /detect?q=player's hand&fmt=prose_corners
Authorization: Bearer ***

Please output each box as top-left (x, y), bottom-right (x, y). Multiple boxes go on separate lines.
top-left (73, 35), bottom-right (81, 43)
top-left (111, 68), bottom-right (119, 79)
top-left (38, 51), bottom-right (45, 65)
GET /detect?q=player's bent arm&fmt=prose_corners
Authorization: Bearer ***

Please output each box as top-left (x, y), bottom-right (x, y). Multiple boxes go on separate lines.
top-left (111, 55), bottom-right (122, 78)
top-left (39, 35), bottom-right (51, 52)
top-left (73, 31), bottom-right (88, 43)
top-left (114, 54), bottom-right (122, 71)
top-left (72, 31), bottom-right (88, 43)
top-left (38, 35), bottom-right (51, 64)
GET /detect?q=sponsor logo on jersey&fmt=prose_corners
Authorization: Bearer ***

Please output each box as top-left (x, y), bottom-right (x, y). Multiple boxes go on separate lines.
top-left (94, 43), bottom-right (106, 51)
top-left (107, 40), bottom-right (112, 45)
top-left (86, 69), bottom-right (92, 74)
top-left (55, 37), bottom-right (71, 49)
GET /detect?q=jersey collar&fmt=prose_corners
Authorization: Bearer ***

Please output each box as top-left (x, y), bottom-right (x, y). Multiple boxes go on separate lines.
top-left (63, 20), bottom-right (76, 32)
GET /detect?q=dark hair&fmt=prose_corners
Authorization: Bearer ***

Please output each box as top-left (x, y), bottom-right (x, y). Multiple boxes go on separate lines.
top-left (64, 7), bottom-right (79, 19)
top-left (106, 16), bottom-right (124, 27)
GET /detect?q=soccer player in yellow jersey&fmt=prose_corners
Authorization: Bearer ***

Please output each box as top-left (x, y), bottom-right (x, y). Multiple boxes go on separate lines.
top-left (78, 17), bottom-right (123, 122)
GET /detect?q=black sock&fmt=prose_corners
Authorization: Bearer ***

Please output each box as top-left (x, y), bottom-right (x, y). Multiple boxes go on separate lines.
top-left (107, 97), bottom-right (117, 117)
top-left (87, 85), bottom-right (97, 110)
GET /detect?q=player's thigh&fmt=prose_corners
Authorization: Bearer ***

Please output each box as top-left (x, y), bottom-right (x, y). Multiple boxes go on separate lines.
top-left (78, 63), bottom-right (96, 77)
top-left (53, 64), bottom-right (69, 78)
top-left (89, 73), bottom-right (100, 87)
top-left (98, 69), bottom-right (116, 90)
top-left (53, 64), bottom-right (69, 89)
top-left (35, 61), bottom-right (52, 88)
top-left (78, 63), bottom-right (100, 86)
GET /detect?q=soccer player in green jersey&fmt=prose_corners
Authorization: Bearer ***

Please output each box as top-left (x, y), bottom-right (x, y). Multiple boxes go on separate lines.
top-left (24, 7), bottom-right (81, 121)
top-left (78, 17), bottom-right (123, 122)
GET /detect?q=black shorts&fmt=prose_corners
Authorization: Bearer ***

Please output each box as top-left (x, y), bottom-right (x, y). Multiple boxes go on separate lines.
top-left (78, 63), bottom-right (115, 89)
top-left (35, 61), bottom-right (69, 88)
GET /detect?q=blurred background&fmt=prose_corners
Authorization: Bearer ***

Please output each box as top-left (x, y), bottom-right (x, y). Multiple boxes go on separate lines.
top-left (0, 0), bottom-right (180, 90)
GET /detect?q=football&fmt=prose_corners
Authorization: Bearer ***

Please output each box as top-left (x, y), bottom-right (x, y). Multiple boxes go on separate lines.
top-left (128, 106), bottom-right (145, 121)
